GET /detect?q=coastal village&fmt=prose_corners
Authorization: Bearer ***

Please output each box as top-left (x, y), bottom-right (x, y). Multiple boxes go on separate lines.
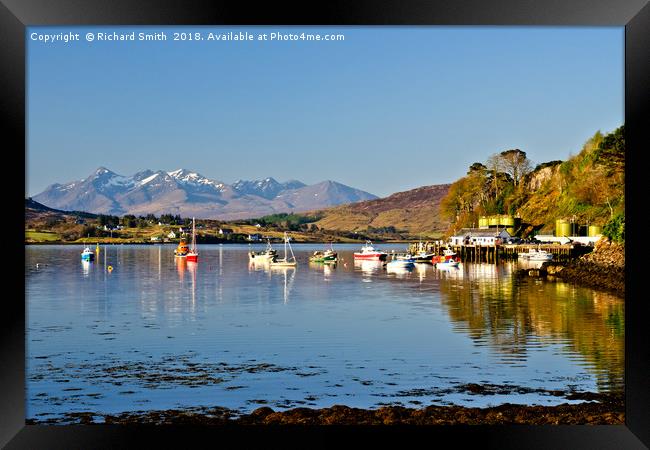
top-left (25, 125), bottom-right (625, 294)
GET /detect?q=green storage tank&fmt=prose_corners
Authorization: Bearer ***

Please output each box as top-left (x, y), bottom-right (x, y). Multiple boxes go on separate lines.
top-left (478, 217), bottom-right (489, 228)
top-left (588, 225), bottom-right (602, 237)
top-left (489, 216), bottom-right (499, 227)
top-left (555, 219), bottom-right (571, 237)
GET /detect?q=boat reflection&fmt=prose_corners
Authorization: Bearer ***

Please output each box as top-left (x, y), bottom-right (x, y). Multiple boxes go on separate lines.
top-left (81, 259), bottom-right (91, 276)
top-left (249, 258), bottom-right (271, 273)
top-left (175, 256), bottom-right (186, 282)
top-left (386, 264), bottom-right (414, 278)
top-left (354, 260), bottom-right (384, 274)
top-left (270, 266), bottom-right (296, 304)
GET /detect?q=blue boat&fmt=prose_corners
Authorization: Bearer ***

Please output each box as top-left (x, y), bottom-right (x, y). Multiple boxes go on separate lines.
top-left (81, 247), bottom-right (95, 261)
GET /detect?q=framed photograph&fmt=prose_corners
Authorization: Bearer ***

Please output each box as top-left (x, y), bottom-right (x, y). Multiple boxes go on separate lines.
top-left (5, 0), bottom-right (648, 447)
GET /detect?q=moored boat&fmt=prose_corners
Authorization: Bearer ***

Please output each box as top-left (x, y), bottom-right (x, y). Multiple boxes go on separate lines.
top-left (270, 232), bottom-right (297, 267)
top-left (81, 247), bottom-right (95, 261)
top-left (309, 243), bottom-right (338, 263)
top-left (412, 251), bottom-right (436, 263)
top-left (434, 247), bottom-right (460, 267)
top-left (249, 239), bottom-right (278, 261)
top-left (518, 248), bottom-right (553, 261)
top-left (387, 258), bottom-right (415, 269)
top-left (174, 238), bottom-right (189, 257)
top-left (186, 217), bottom-right (199, 262)
top-left (354, 241), bottom-right (387, 261)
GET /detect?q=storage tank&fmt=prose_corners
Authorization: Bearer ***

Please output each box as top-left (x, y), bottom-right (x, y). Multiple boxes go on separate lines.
top-left (555, 219), bottom-right (571, 237)
top-left (489, 216), bottom-right (499, 227)
top-left (588, 225), bottom-right (602, 237)
top-left (500, 216), bottom-right (515, 227)
top-left (478, 217), bottom-right (489, 229)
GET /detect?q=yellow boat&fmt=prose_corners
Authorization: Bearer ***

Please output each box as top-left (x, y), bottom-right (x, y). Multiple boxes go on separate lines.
top-left (174, 238), bottom-right (189, 257)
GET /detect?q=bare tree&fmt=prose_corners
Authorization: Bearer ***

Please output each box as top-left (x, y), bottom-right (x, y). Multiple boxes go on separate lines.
top-left (497, 149), bottom-right (532, 188)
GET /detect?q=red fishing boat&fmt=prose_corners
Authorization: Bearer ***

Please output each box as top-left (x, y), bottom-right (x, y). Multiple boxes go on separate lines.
top-left (353, 241), bottom-right (388, 261)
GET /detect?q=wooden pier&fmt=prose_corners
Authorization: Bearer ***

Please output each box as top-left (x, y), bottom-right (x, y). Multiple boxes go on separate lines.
top-left (408, 242), bottom-right (590, 263)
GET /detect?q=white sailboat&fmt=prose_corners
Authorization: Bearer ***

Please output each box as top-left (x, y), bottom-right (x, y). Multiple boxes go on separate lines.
top-left (270, 232), bottom-right (297, 267)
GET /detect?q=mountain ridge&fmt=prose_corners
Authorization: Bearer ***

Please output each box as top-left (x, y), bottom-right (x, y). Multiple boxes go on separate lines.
top-left (33, 167), bottom-right (378, 220)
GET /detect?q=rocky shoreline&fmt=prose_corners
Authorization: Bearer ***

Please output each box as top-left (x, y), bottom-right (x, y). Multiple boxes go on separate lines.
top-left (28, 393), bottom-right (624, 425)
top-left (517, 238), bottom-right (625, 297)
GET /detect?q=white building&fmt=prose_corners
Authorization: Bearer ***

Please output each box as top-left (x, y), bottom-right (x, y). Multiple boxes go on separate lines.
top-left (218, 228), bottom-right (233, 235)
top-left (449, 228), bottom-right (511, 246)
top-left (247, 233), bottom-right (262, 242)
top-left (167, 231), bottom-right (176, 239)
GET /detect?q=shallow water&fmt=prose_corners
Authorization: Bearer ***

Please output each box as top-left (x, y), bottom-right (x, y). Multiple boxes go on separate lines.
top-left (25, 244), bottom-right (624, 420)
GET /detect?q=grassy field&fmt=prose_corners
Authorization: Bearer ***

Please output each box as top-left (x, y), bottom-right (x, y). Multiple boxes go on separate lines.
top-left (25, 230), bottom-right (62, 242)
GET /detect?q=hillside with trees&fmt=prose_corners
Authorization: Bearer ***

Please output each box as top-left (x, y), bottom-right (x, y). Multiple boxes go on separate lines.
top-left (440, 126), bottom-right (625, 241)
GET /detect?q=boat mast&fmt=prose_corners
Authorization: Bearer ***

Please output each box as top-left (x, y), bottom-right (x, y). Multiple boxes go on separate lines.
top-left (191, 217), bottom-right (196, 252)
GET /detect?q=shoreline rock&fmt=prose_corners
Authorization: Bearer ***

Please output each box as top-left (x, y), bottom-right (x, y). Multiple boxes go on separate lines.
top-left (28, 395), bottom-right (624, 425)
top-left (542, 238), bottom-right (624, 296)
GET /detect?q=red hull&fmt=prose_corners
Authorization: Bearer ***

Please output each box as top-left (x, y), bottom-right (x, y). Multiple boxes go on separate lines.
top-left (353, 253), bottom-right (387, 261)
top-left (186, 253), bottom-right (198, 262)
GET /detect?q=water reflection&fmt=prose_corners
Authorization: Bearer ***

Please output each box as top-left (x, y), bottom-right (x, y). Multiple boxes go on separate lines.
top-left (309, 262), bottom-right (335, 281)
top-left (354, 260), bottom-right (384, 281)
top-left (175, 257), bottom-right (186, 282)
top-left (438, 269), bottom-right (624, 392)
top-left (81, 260), bottom-right (91, 277)
top-left (26, 244), bottom-right (625, 419)
top-left (386, 264), bottom-right (414, 278)
top-left (270, 266), bottom-right (296, 304)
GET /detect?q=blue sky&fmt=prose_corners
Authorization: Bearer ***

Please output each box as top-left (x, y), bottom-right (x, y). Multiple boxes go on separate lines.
top-left (27, 26), bottom-right (623, 198)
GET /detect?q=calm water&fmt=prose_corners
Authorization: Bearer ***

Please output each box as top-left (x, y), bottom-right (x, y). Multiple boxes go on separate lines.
top-left (25, 244), bottom-right (624, 420)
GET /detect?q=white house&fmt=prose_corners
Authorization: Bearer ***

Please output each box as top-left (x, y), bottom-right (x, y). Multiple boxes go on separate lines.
top-left (167, 231), bottom-right (176, 239)
top-left (247, 233), bottom-right (262, 242)
top-left (449, 228), bottom-right (511, 246)
top-left (218, 228), bottom-right (233, 235)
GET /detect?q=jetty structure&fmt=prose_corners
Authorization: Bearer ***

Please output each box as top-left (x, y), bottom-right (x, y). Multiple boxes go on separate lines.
top-left (409, 215), bottom-right (601, 264)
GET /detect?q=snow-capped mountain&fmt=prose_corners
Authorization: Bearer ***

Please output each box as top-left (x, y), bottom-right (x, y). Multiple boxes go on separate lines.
top-left (33, 167), bottom-right (378, 219)
top-left (232, 177), bottom-right (306, 199)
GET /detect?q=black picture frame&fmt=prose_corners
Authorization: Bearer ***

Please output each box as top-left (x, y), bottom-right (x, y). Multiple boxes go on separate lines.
top-left (4, 0), bottom-right (648, 448)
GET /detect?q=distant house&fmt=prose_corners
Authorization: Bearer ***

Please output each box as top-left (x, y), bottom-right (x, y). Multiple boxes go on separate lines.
top-left (219, 228), bottom-right (233, 235)
top-left (151, 236), bottom-right (161, 242)
top-left (449, 228), bottom-right (511, 246)
top-left (167, 231), bottom-right (176, 239)
top-left (247, 233), bottom-right (262, 242)
top-left (179, 227), bottom-right (185, 234)
top-left (255, 223), bottom-right (262, 228)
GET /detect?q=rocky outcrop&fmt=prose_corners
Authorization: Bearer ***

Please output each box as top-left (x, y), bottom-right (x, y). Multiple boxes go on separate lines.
top-left (543, 238), bottom-right (625, 296)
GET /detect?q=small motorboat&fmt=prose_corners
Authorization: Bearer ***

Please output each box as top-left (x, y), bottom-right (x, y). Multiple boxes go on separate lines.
top-left (387, 258), bottom-right (415, 269)
top-left (249, 239), bottom-right (278, 261)
top-left (519, 248), bottom-right (553, 261)
top-left (354, 241), bottom-right (388, 261)
top-left (434, 247), bottom-right (460, 267)
top-left (81, 247), bottom-right (95, 261)
top-left (309, 243), bottom-right (338, 263)
top-left (412, 251), bottom-right (436, 263)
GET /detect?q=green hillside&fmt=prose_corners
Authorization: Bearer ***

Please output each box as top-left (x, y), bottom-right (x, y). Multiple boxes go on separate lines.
top-left (440, 126), bottom-right (625, 241)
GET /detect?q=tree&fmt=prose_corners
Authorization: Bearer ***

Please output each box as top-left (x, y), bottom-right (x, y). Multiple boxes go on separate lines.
top-left (594, 125), bottom-right (624, 175)
top-left (467, 162), bottom-right (487, 175)
top-left (497, 149), bottom-right (532, 188)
